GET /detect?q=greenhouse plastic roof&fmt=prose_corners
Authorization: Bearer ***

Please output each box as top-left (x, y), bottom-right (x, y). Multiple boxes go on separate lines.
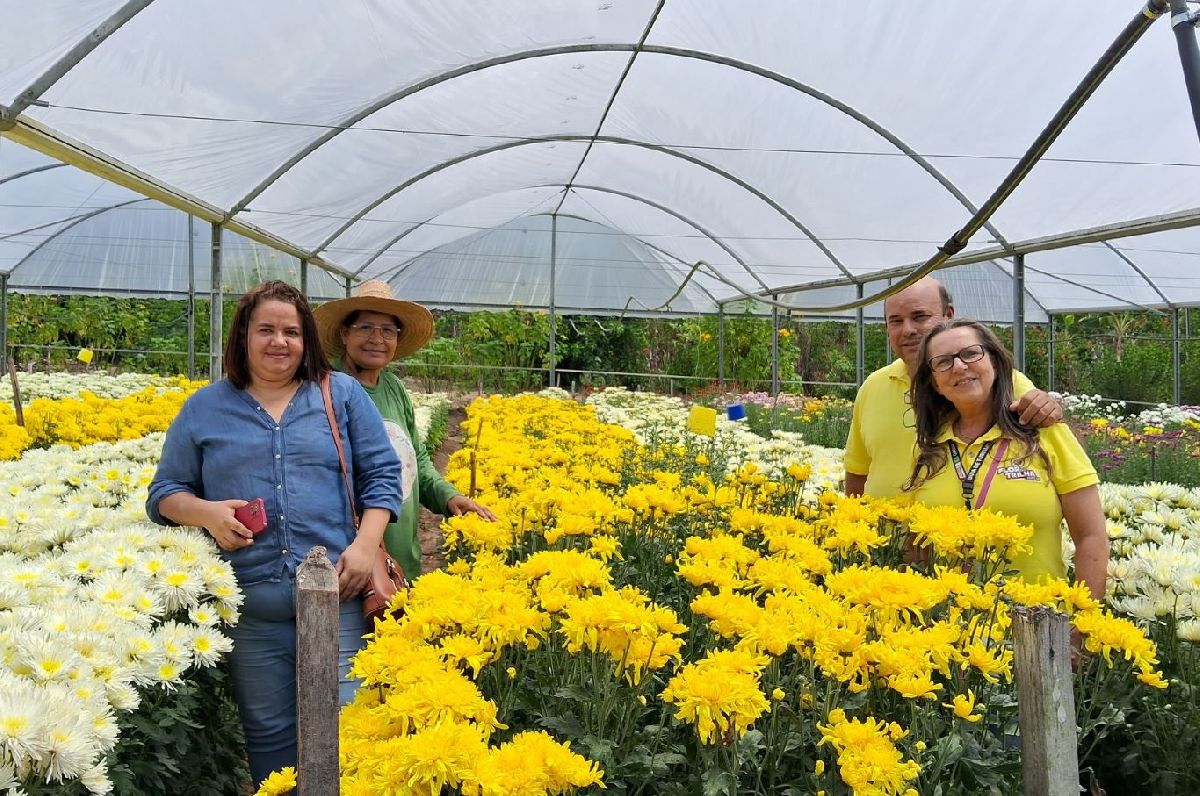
top-left (1, 0), bottom-right (1199, 321)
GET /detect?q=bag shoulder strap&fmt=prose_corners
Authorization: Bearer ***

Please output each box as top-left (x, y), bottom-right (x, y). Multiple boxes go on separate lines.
top-left (320, 373), bottom-right (360, 528)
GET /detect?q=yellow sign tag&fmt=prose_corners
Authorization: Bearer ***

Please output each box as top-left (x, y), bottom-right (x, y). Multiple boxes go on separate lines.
top-left (686, 405), bottom-right (717, 437)
top-left (77, 348), bottom-right (94, 364)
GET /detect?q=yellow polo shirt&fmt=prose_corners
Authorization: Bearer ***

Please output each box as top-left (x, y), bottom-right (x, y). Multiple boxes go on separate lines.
top-left (911, 423), bottom-right (1098, 581)
top-left (844, 358), bottom-right (1035, 499)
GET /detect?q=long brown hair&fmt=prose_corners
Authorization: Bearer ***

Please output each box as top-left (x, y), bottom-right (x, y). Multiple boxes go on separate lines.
top-left (224, 281), bottom-right (331, 389)
top-left (904, 319), bottom-right (1043, 491)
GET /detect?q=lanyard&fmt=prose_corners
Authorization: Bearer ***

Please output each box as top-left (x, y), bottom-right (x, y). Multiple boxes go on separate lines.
top-left (947, 438), bottom-right (1010, 511)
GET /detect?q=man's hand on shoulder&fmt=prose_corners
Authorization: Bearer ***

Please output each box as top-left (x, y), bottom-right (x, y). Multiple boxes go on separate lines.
top-left (1011, 388), bottom-right (1063, 428)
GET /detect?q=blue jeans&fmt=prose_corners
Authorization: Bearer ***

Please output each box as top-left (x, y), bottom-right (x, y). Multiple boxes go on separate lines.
top-left (226, 569), bottom-right (367, 787)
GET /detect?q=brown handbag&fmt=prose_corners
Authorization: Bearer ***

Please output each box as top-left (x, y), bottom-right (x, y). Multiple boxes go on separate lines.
top-left (319, 374), bottom-right (408, 624)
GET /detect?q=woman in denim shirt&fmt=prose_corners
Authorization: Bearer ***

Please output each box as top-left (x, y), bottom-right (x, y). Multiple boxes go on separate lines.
top-left (147, 281), bottom-right (401, 786)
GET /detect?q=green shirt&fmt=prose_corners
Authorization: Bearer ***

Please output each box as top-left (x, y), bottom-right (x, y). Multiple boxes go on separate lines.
top-left (353, 366), bottom-right (459, 580)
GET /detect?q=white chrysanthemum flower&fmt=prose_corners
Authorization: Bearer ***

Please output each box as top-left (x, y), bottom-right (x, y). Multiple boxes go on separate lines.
top-left (191, 627), bottom-right (233, 668)
top-left (79, 759), bottom-right (114, 796)
top-left (105, 680), bottom-right (140, 712)
top-left (187, 604), bottom-right (220, 626)
top-left (41, 712), bottom-right (98, 783)
top-left (1178, 619), bottom-right (1200, 643)
top-left (0, 759), bottom-right (19, 791)
top-left (0, 675), bottom-right (53, 773)
top-left (1113, 595), bottom-right (1159, 621)
top-left (156, 621), bottom-right (194, 666)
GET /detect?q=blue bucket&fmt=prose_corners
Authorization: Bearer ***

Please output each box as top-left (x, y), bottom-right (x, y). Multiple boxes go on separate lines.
top-left (726, 402), bottom-right (747, 421)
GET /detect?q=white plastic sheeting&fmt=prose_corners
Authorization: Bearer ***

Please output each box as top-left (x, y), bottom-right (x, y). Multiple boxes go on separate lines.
top-left (1, 0), bottom-right (1198, 318)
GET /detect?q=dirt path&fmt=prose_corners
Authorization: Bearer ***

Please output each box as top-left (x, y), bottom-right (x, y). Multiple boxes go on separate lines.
top-left (418, 404), bottom-right (468, 574)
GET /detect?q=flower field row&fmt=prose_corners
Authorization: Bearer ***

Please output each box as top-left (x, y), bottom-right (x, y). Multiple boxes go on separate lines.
top-left (0, 380), bottom-right (205, 460)
top-left (0, 372), bottom-right (196, 402)
top-left (338, 393), bottom-right (1173, 795)
top-left (1, 435), bottom-right (241, 794)
top-left (584, 387), bottom-right (843, 489)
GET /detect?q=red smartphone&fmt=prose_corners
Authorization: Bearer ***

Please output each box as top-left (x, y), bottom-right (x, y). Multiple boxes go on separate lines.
top-left (234, 497), bottom-right (268, 535)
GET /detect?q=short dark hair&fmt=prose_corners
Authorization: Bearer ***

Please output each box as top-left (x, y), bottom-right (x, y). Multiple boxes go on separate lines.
top-left (937, 283), bottom-right (954, 313)
top-left (224, 281), bottom-right (331, 389)
top-left (905, 318), bottom-right (1042, 491)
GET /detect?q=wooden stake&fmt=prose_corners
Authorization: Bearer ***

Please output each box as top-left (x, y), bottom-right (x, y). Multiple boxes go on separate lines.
top-left (296, 547), bottom-right (339, 796)
top-left (8, 365), bottom-right (23, 427)
top-left (1012, 605), bottom-right (1078, 796)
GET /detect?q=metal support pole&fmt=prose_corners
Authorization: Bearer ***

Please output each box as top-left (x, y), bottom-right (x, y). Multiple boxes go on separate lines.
top-left (717, 305), bottom-right (726, 388)
top-left (0, 272), bottom-right (7, 377)
top-left (300, 258), bottom-right (309, 299)
top-left (770, 295), bottom-right (780, 396)
top-left (187, 215), bottom-right (196, 380)
top-left (1170, 0), bottom-right (1200, 142)
top-left (1012, 255), bottom-right (1026, 371)
top-left (209, 223), bottom-right (223, 381)
top-left (883, 277), bottom-right (893, 361)
top-left (855, 283), bottom-right (866, 386)
top-left (1047, 315), bottom-right (1057, 393)
top-left (345, 276), bottom-right (352, 298)
top-left (1173, 307), bottom-right (1182, 405)
top-left (548, 214), bottom-right (558, 389)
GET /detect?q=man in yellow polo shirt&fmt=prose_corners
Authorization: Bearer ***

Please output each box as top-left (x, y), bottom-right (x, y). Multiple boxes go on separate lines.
top-left (843, 277), bottom-right (1062, 499)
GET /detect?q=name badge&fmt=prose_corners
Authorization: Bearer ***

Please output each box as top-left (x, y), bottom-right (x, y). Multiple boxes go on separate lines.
top-left (999, 465), bottom-right (1040, 482)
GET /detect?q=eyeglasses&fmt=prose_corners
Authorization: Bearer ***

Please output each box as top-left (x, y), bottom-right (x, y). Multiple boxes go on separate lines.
top-left (928, 343), bottom-right (986, 372)
top-left (346, 322), bottom-right (399, 341)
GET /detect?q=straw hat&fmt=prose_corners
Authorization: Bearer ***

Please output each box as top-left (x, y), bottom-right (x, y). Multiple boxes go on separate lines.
top-left (314, 281), bottom-right (434, 360)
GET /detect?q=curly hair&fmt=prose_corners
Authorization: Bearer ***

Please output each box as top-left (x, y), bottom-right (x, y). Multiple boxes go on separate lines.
top-left (904, 319), bottom-right (1044, 492)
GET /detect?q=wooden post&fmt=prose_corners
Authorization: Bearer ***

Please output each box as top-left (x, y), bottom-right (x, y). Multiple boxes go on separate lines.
top-left (1012, 605), bottom-right (1078, 796)
top-left (296, 547), bottom-right (340, 796)
top-left (8, 366), bottom-right (24, 426)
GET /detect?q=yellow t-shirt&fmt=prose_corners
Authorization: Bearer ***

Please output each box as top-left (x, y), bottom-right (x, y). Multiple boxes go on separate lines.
top-left (910, 423), bottom-right (1098, 581)
top-left (843, 358), bottom-right (1035, 499)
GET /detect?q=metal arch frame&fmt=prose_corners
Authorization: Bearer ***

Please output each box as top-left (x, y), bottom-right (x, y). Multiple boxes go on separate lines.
top-left (230, 44), bottom-right (1015, 271)
top-left (563, 188), bottom-right (723, 308)
top-left (5, 197), bottom-right (152, 279)
top-left (764, 209), bottom-right (1200, 298)
top-left (548, 0), bottom-right (666, 220)
top-left (0, 161), bottom-right (67, 187)
top-left (374, 205), bottom-right (722, 310)
top-left (544, 210), bottom-right (719, 311)
top-left (0, 0), bottom-right (155, 125)
top-left (354, 185), bottom-right (565, 275)
top-left (381, 208), bottom-right (719, 316)
top-left (1102, 240), bottom-right (1175, 308)
top-left (378, 206), bottom-right (723, 311)
top-left (305, 134), bottom-right (855, 292)
top-left (361, 182), bottom-right (755, 298)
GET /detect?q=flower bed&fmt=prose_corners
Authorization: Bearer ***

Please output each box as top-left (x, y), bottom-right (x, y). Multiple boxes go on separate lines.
top-left (331, 393), bottom-right (1174, 795)
top-left (0, 379), bottom-right (204, 460)
top-left (0, 372), bottom-right (198, 402)
top-left (0, 435), bottom-right (242, 794)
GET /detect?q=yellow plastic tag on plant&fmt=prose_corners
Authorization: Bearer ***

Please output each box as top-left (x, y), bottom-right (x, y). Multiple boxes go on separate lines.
top-left (77, 348), bottom-right (94, 364)
top-left (686, 405), bottom-right (717, 437)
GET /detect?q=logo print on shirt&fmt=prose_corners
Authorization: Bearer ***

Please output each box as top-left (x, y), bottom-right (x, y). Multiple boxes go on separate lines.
top-left (999, 465), bottom-right (1040, 482)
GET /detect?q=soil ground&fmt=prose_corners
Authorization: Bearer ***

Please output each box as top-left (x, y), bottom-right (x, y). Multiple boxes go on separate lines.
top-left (417, 403), bottom-right (468, 574)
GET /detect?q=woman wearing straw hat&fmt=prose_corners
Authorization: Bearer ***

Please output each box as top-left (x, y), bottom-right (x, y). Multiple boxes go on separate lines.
top-left (315, 281), bottom-right (495, 580)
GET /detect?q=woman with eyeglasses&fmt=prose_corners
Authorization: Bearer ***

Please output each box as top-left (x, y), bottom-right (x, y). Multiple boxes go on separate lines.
top-left (314, 281), bottom-right (495, 582)
top-left (904, 319), bottom-right (1108, 603)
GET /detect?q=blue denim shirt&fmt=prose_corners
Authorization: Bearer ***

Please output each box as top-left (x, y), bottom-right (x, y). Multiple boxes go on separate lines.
top-left (147, 372), bottom-right (402, 587)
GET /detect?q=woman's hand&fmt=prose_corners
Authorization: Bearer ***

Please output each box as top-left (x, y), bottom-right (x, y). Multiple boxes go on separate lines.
top-left (447, 494), bottom-right (497, 521)
top-left (335, 538), bottom-right (377, 601)
top-left (158, 494), bottom-right (254, 552)
top-left (206, 499), bottom-right (257, 551)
